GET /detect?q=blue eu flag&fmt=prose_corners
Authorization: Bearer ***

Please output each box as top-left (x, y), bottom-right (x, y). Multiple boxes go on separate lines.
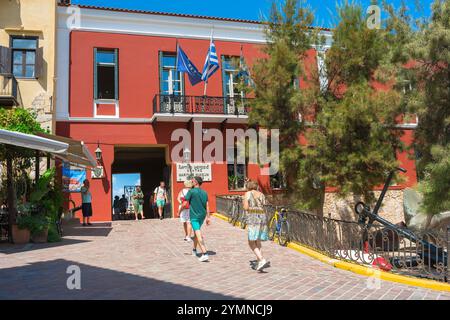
top-left (177, 45), bottom-right (202, 86)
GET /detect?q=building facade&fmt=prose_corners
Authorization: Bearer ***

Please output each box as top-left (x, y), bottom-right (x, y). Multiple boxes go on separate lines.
top-left (55, 3), bottom-right (418, 222)
top-left (0, 0), bottom-right (57, 132)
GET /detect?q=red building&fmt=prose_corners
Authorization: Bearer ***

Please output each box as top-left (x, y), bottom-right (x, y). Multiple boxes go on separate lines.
top-left (55, 3), bottom-right (417, 222)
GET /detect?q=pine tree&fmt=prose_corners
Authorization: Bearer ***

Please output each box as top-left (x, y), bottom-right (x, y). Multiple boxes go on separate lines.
top-left (249, 0), bottom-right (316, 192)
top-left (407, 0), bottom-right (450, 214)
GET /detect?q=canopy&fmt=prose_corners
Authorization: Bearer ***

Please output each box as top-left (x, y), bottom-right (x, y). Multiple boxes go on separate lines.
top-left (0, 129), bottom-right (97, 168)
top-left (35, 132), bottom-right (97, 168)
top-left (0, 128), bottom-right (68, 153)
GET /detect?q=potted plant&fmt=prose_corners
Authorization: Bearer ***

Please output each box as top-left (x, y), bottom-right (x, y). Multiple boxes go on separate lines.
top-left (13, 214), bottom-right (33, 244)
top-left (29, 215), bottom-right (49, 243)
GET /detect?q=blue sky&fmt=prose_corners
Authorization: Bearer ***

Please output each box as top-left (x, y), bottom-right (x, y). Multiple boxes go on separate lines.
top-left (72, 0), bottom-right (434, 28)
top-left (112, 173), bottom-right (141, 200)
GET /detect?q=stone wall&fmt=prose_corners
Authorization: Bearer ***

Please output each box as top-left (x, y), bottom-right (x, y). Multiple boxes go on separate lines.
top-left (323, 190), bottom-right (405, 224)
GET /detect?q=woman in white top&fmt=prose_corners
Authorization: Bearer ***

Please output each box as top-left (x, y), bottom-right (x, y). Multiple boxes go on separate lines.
top-left (243, 180), bottom-right (270, 271)
top-left (178, 179), bottom-right (193, 242)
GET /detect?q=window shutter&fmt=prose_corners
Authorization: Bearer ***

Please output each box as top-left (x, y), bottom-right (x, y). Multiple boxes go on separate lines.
top-left (35, 47), bottom-right (44, 78)
top-left (93, 48), bottom-right (98, 100)
top-left (221, 55), bottom-right (226, 112)
top-left (0, 46), bottom-right (12, 74)
top-left (114, 48), bottom-right (118, 100)
top-left (158, 50), bottom-right (163, 94)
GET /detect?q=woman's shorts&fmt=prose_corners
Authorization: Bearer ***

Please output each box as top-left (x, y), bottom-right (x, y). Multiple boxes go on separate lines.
top-left (133, 202), bottom-right (143, 212)
top-left (180, 209), bottom-right (190, 222)
top-left (156, 199), bottom-right (165, 208)
top-left (82, 203), bottom-right (93, 217)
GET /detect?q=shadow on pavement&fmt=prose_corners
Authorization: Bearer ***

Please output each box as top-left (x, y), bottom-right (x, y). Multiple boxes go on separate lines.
top-left (62, 222), bottom-right (113, 237)
top-left (0, 238), bottom-right (91, 255)
top-left (0, 259), bottom-right (239, 300)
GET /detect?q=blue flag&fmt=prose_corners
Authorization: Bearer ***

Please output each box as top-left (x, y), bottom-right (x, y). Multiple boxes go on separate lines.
top-left (177, 45), bottom-right (202, 86)
top-left (201, 40), bottom-right (220, 81)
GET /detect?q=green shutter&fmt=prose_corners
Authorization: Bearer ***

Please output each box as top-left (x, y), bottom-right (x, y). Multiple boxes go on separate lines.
top-left (93, 48), bottom-right (98, 100)
top-left (114, 48), bottom-right (119, 100)
top-left (221, 55), bottom-right (227, 113)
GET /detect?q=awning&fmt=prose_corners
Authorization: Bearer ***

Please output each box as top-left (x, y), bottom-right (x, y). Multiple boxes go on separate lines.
top-left (35, 132), bottom-right (97, 168)
top-left (0, 128), bottom-right (68, 153)
top-left (0, 129), bottom-right (97, 168)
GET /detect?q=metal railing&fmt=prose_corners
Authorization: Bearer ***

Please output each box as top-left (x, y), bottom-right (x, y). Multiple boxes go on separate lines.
top-left (0, 73), bottom-right (18, 106)
top-left (216, 195), bottom-right (449, 282)
top-left (153, 94), bottom-right (250, 116)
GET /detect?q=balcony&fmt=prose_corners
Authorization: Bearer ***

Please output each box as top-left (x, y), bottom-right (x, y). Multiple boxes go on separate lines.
top-left (0, 74), bottom-right (18, 107)
top-left (151, 94), bottom-right (250, 123)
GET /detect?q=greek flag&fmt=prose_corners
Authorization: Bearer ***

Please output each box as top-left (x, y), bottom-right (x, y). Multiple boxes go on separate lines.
top-left (177, 45), bottom-right (202, 86)
top-left (201, 40), bottom-right (219, 81)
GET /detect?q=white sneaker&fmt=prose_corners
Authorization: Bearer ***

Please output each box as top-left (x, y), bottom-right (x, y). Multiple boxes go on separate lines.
top-left (256, 259), bottom-right (269, 271)
top-left (198, 254), bottom-right (209, 262)
top-left (184, 236), bottom-right (192, 242)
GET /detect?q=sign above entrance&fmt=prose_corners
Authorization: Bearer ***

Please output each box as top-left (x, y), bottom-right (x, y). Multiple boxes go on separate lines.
top-left (176, 163), bottom-right (212, 182)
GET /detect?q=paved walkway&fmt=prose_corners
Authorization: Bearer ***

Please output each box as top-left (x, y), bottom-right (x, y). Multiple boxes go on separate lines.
top-left (0, 217), bottom-right (449, 300)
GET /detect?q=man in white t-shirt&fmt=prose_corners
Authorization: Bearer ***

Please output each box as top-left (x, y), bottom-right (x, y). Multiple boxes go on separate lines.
top-left (153, 181), bottom-right (168, 220)
top-left (178, 179), bottom-right (193, 242)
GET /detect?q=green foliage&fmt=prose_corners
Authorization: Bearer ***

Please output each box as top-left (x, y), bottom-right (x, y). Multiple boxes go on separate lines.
top-left (47, 223), bottom-right (61, 243)
top-left (250, 0), bottom-right (316, 192)
top-left (0, 108), bottom-right (44, 162)
top-left (407, 0), bottom-right (450, 175)
top-left (419, 145), bottom-right (450, 215)
top-left (16, 214), bottom-right (49, 235)
top-left (16, 168), bottom-right (63, 242)
top-left (250, 1), bottom-right (406, 212)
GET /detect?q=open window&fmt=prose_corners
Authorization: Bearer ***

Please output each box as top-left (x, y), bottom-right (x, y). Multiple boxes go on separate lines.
top-left (94, 48), bottom-right (118, 100)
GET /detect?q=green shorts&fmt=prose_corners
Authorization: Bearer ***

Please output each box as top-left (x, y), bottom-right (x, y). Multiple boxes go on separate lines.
top-left (156, 199), bottom-right (165, 208)
top-left (190, 217), bottom-right (205, 231)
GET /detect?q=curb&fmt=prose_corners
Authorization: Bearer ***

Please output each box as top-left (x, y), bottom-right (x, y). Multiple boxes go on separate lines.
top-left (213, 212), bottom-right (450, 292)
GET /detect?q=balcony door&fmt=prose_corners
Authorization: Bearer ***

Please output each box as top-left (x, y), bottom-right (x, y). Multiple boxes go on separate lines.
top-left (159, 53), bottom-right (184, 113)
top-left (222, 56), bottom-right (244, 115)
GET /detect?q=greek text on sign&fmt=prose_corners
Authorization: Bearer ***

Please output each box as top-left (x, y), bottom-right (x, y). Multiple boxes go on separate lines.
top-left (176, 163), bottom-right (212, 182)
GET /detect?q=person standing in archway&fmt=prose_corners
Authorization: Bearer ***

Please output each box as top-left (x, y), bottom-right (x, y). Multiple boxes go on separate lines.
top-left (153, 181), bottom-right (168, 220)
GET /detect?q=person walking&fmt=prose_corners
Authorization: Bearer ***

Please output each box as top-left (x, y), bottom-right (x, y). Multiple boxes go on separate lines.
top-left (243, 180), bottom-right (270, 271)
top-left (153, 181), bottom-right (168, 220)
top-left (178, 179), bottom-right (193, 242)
top-left (183, 176), bottom-right (210, 262)
top-left (132, 186), bottom-right (144, 221)
top-left (113, 195), bottom-right (120, 219)
top-left (80, 179), bottom-right (93, 226)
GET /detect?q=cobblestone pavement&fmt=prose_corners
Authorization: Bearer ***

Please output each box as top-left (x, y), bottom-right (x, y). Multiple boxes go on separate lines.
top-left (0, 217), bottom-right (449, 300)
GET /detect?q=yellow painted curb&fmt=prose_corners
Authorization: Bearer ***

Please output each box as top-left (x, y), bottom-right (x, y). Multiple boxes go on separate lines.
top-left (213, 213), bottom-right (450, 292)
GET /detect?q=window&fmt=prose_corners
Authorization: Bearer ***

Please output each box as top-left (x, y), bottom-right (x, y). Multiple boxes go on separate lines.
top-left (94, 48), bottom-right (118, 100)
top-left (11, 37), bottom-right (38, 78)
top-left (159, 52), bottom-right (184, 112)
top-left (160, 53), bottom-right (183, 95)
top-left (270, 171), bottom-right (286, 190)
top-left (227, 146), bottom-right (247, 190)
top-left (222, 56), bottom-right (242, 99)
top-left (222, 56), bottom-right (246, 115)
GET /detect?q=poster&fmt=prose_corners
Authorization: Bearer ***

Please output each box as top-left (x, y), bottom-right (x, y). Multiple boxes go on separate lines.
top-left (62, 162), bottom-right (86, 192)
top-left (176, 163), bottom-right (212, 182)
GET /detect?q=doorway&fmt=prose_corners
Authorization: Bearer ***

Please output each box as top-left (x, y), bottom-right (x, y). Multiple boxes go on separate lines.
top-left (111, 146), bottom-right (171, 220)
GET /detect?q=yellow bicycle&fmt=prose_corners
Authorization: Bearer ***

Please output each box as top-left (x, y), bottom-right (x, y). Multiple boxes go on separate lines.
top-left (268, 207), bottom-right (290, 246)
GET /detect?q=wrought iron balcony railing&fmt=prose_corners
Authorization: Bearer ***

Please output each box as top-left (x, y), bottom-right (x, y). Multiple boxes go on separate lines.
top-left (153, 94), bottom-right (250, 116)
top-left (0, 73), bottom-right (18, 106)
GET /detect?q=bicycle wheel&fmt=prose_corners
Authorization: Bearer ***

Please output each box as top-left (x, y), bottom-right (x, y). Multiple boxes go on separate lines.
top-left (278, 220), bottom-right (290, 246)
top-left (268, 217), bottom-right (278, 241)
